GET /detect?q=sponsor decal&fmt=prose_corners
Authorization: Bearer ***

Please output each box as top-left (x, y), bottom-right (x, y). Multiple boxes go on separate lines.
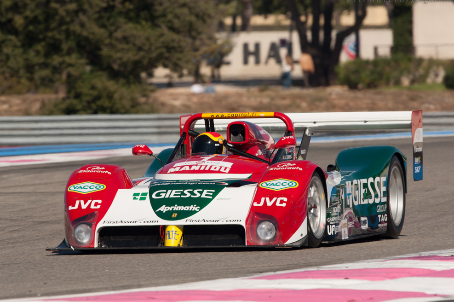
top-left (156, 204), bottom-right (200, 213)
top-left (133, 192), bottom-right (148, 201)
top-left (78, 166), bottom-right (112, 175)
top-left (327, 224), bottom-right (338, 236)
top-left (253, 197), bottom-right (287, 207)
top-left (68, 181), bottom-right (106, 194)
top-left (343, 177), bottom-right (387, 207)
top-left (361, 217), bottom-right (368, 230)
top-left (149, 181), bottom-right (225, 221)
top-left (184, 218), bottom-right (242, 223)
top-left (415, 166), bottom-right (421, 173)
top-left (270, 163), bottom-right (303, 172)
top-left (414, 146), bottom-right (423, 153)
top-left (68, 199), bottom-right (101, 210)
top-left (327, 216), bottom-right (341, 223)
top-left (377, 204), bottom-right (387, 213)
top-left (103, 219), bottom-right (159, 225)
top-left (415, 157), bottom-right (421, 164)
top-left (378, 214), bottom-right (387, 223)
top-left (341, 219), bottom-right (348, 239)
top-left (202, 112), bottom-right (274, 119)
top-left (151, 189), bottom-right (215, 199)
top-left (259, 179), bottom-right (298, 191)
top-left (168, 156), bottom-right (233, 173)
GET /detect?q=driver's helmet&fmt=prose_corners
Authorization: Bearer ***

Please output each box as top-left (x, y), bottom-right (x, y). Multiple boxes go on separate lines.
top-left (192, 132), bottom-right (225, 155)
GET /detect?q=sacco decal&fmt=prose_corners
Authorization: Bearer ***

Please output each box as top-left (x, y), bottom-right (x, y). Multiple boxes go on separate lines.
top-left (253, 197), bottom-right (287, 207)
top-left (68, 182), bottom-right (106, 194)
top-left (133, 192), bottom-right (148, 200)
top-left (259, 179), bottom-right (298, 191)
top-left (68, 199), bottom-right (101, 210)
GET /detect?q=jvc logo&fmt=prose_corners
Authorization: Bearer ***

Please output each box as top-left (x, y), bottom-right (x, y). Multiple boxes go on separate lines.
top-left (253, 197), bottom-right (287, 207)
top-left (68, 200), bottom-right (101, 210)
top-left (378, 214), bottom-right (387, 223)
top-left (327, 224), bottom-right (337, 236)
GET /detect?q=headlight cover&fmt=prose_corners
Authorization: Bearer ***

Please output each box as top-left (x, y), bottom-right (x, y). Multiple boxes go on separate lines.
top-left (256, 220), bottom-right (277, 241)
top-left (74, 223), bottom-right (92, 245)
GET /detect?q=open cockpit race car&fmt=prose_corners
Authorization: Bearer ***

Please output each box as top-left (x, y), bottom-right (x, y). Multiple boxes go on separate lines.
top-left (48, 111), bottom-right (423, 251)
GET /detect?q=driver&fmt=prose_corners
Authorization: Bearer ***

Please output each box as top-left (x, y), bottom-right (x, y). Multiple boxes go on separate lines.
top-left (192, 132), bottom-right (225, 155)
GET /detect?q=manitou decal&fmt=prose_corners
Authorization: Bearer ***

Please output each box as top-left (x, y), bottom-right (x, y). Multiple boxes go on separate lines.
top-left (168, 156), bottom-right (233, 173)
top-left (68, 199), bottom-right (102, 210)
top-left (253, 197), bottom-right (287, 207)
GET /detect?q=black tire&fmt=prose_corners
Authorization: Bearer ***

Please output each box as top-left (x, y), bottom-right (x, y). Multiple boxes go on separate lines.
top-left (307, 173), bottom-right (327, 247)
top-left (383, 155), bottom-right (406, 239)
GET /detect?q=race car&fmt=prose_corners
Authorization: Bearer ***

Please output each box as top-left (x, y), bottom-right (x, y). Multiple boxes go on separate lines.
top-left (48, 111), bottom-right (423, 251)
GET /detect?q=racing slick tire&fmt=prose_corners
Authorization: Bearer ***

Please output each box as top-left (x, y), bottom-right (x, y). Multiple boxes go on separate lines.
top-left (383, 155), bottom-right (406, 239)
top-left (307, 173), bottom-right (327, 248)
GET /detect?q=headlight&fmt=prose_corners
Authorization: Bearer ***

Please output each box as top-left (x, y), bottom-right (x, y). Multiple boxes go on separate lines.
top-left (256, 220), bottom-right (276, 241)
top-left (74, 223), bottom-right (92, 245)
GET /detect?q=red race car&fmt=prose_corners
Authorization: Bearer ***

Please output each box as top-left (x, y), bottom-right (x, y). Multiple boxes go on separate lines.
top-left (48, 111), bottom-right (423, 251)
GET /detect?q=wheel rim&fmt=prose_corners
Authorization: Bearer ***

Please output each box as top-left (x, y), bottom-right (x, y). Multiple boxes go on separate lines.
top-left (307, 177), bottom-right (326, 239)
top-left (389, 165), bottom-right (404, 226)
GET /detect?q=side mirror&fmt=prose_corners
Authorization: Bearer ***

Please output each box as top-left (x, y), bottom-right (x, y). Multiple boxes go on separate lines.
top-left (275, 136), bottom-right (297, 149)
top-left (132, 144), bottom-right (153, 156)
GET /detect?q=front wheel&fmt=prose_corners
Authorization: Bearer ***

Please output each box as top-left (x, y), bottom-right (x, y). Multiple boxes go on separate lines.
top-left (384, 155), bottom-right (406, 239)
top-left (307, 173), bottom-right (327, 247)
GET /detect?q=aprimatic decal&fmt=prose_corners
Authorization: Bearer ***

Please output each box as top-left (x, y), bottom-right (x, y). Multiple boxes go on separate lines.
top-left (259, 179), bottom-right (298, 191)
top-left (68, 181), bottom-right (106, 194)
top-left (149, 181), bottom-right (225, 221)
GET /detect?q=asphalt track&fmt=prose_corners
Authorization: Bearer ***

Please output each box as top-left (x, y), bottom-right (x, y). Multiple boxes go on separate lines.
top-left (1, 136), bottom-right (454, 300)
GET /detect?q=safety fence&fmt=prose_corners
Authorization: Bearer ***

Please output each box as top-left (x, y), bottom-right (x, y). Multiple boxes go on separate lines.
top-left (0, 112), bottom-right (453, 146)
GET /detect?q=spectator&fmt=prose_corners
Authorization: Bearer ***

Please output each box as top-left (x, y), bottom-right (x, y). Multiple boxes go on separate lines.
top-left (281, 54), bottom-right (294, 88)
top-left (299, 53), bottom-right (314, 88)
top-left (204, 81), bottom-right (216, 93)
top-left (190, 82), bottom-right (204, 94)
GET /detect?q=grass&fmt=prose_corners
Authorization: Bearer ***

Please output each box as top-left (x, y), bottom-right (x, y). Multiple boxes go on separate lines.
top-left (379, 83), bottom-right (447, 91)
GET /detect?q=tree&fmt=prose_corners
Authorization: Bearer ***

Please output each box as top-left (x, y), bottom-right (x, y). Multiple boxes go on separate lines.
top-left (0, 0), bottom-right (219, 112)
top-left (286, 0), bottom-right (368, 86)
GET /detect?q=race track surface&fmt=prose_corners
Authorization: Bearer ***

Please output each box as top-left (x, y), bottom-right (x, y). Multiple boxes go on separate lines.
top-left (1, 136), bottom-right (453, 300)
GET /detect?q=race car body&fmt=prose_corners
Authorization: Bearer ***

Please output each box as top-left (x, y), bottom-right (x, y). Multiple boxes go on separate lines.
top-left (49, 111), bottom-right (423, 251)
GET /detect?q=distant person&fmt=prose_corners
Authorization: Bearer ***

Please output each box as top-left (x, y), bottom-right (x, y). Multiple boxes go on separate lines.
top-left (281, 54), bottom-right (294, 88)
top-left (190, 82), bottom-right (204, 94)
top-left (204, 81), bottom-right (216, 93)
top-left (299, 53), bottom-right (314, 88)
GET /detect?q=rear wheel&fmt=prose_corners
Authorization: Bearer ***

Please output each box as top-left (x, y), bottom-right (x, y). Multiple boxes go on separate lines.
top-left (307, 174), bottom-right (327, 247)
top-left (384, 155), bottom-right (406, 239)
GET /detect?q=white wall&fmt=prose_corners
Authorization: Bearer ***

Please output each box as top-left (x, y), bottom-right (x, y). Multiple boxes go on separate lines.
top-left (413, 2), bottom-right (454, 59)
top-left (154, 29), bottom-right (392, 81)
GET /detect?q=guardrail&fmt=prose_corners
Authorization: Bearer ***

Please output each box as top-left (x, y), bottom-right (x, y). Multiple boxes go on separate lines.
top-left (0, 112), bottom-right (453, 145)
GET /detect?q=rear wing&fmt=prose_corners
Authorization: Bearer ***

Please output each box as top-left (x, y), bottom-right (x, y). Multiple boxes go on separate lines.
top-left (180, 111), bottom-right (423, 181)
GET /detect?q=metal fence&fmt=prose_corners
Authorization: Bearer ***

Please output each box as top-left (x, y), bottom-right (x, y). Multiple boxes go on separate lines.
top-left (0, 112), bottom-right (453, 146)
